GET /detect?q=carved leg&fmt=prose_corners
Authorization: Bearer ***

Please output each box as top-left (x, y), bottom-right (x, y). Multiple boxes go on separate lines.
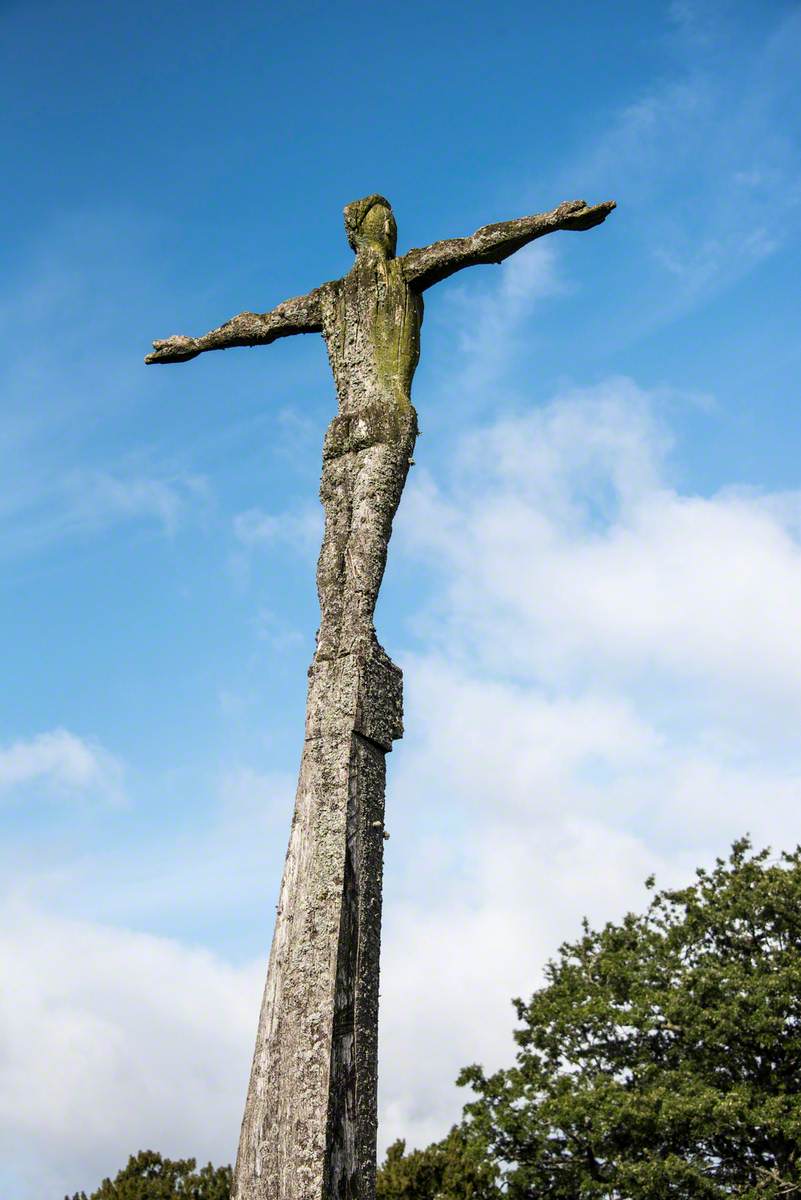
top-left (316, 412), bottom-right (416, 659)
top-left (334, 428), bottom-right (418, 653)
top-left (316, 453), bottom-right (353, 660)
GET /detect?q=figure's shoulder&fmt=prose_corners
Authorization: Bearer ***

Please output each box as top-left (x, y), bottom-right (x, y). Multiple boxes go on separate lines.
top-left (397, 246), bottom-right (421, 276)
top-left (397, 242), bottom-right (449, 290)
top-left (313, 277), bottom-right (341, 314)
top-left (310, 277), bottom-right (335, 301)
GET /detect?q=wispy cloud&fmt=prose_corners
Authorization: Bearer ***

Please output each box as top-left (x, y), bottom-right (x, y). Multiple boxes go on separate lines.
top-left (666, 0), bottom-right (721, 50)
top-left (254, 607), bottom-right (305, 652)
top-left (436, 241), bottom-right (565, 400)
top-left (62, 469), bottom-right (209, 537)
top-left (0, 207), bottom-right (214, 561)
top-left (0, 730), bottom-right (123, 805)
top-left (233, 503), bottom-right (322, 553)
top-left (0, 466), bottom-right (210, 558)
top-left (548, 7), bottom-right (801, 334)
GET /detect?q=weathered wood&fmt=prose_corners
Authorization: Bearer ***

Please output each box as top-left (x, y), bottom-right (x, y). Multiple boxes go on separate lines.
top-left (145, 193), bottom-right (615, 1200)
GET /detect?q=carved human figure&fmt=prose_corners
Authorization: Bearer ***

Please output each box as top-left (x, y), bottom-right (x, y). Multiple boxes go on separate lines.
top-left (147, 194), bottom-right (614, 663)
top-left (146, 194), bottom-right (614, 1200)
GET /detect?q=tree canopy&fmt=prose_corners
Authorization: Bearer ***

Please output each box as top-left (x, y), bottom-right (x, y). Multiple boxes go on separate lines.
top-left (70, 840), bottom-right (801, 1200)
top-left (377, 1125), bottom-right (500, 1200)
top-left (379, 839), bottom-right (801, 1200)
top-left (66, 1150), bottom-right (232, 1200)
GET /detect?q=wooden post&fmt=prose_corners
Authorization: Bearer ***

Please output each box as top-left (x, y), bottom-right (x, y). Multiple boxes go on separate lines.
top-left (144, 192), bottom-right (615, 1200)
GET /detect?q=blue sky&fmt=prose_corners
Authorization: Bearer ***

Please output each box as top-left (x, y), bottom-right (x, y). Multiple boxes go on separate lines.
top-left (2, 0), bottom-right (801, 1195)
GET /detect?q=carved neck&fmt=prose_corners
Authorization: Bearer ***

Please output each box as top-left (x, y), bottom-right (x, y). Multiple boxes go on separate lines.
top-left (354, 244), bottom-right (393, 265)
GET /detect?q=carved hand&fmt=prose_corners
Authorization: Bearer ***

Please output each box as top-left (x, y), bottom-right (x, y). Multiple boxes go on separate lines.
top-left (557, 199), bottom-right (616, 231)
top-left (145, 335), bottom-right (200, 364)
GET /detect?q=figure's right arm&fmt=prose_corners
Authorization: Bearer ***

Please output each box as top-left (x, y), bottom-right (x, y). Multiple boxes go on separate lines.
top-left (145, 288), bottom-right (324, 364)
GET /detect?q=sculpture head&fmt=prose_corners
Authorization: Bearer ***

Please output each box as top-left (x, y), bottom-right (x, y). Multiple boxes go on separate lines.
top-left (344, 194), bottom-right (397, 258)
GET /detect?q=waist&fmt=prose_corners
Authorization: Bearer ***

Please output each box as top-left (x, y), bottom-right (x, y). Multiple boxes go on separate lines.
top-left (323, 398), bottom-right (417, 460)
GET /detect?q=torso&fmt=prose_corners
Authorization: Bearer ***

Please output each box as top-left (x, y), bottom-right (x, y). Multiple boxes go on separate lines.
top-left (320, 255), bottom-right (422, 421)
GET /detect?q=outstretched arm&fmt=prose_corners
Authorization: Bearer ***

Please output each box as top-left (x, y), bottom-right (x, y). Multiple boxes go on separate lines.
top-left (401, 199), bottom-right (615, 292)
top-left (145, 288), bottom-right (324, 364)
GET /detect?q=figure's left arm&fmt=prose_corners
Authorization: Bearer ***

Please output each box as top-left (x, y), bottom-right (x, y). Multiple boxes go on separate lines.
top-left (401, 199), bottom-right (615, 292)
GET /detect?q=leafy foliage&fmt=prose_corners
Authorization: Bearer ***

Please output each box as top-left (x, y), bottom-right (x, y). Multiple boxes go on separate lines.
top-left (459, 839), bottom-right (801, 1198)
top-left (66, 1150), bottom-right (232, 1200)
top-left (376, 1126), bottom-right (500, 1200)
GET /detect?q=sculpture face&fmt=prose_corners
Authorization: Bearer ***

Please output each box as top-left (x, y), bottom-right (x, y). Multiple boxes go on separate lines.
top-left (358, 203), bottom-right (397, 257)
top-left (345, 198), bottom-right (397, 259)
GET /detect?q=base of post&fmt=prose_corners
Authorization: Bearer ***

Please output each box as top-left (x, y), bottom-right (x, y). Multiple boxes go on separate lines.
top-left (232, 642), bottom-right (403, 1200)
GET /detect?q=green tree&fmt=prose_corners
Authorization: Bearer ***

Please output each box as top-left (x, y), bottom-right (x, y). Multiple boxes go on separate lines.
top-left (376, 1125), bottom-right (500, 1200)
top-left (66, 1150), bottom-right (232, 1200)
top-left (459, 839), bottom-right (801, 1199)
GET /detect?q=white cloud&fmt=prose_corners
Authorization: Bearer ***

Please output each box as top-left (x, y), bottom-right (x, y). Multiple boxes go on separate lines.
top-left (398, 379), bottom-right (801, 712)
top-left (233, 503), bottom-right (322, 553)
top-left (0, 729), bottom-right (123, 804)
top-left (216, 764), bottom-right (296, 830)
top-left (379, 817), bottom-right (664, 1153)
top-left (0, 466), bottom-right (210, 557)
top-left (436, 241), bottom-right (565, 399)
top-left (371, 376), bottom-right (801, 1150)
top-left (23, 765), bottom-right (298, 934)
top-left (67, 469), bottom-right (209, 537)
top-left (396, 655), bottom-right (660, 821)
top-left (0, 902), bottom-right (261, 1200)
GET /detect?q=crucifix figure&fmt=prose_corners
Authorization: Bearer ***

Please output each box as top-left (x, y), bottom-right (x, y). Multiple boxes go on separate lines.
top-left (146, 194), bottom-right (614, 1200)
